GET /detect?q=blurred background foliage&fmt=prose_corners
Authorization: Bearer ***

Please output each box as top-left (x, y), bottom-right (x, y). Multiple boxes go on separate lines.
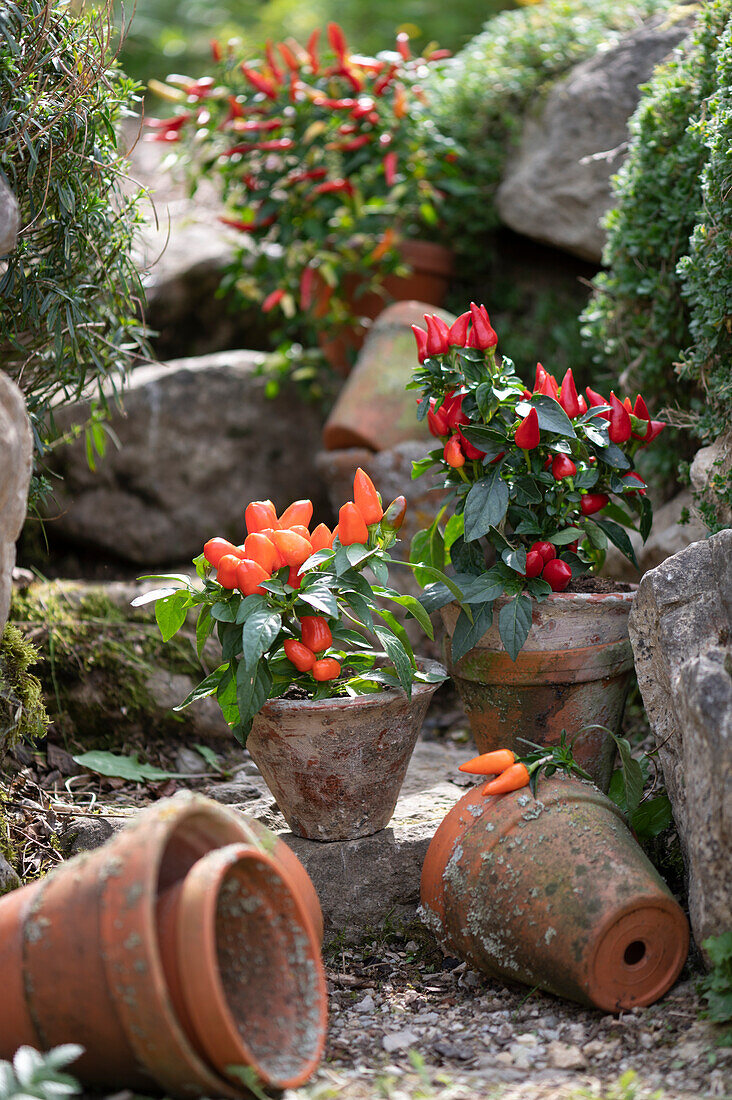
top-left (115, 0), bottom-right (513, 84)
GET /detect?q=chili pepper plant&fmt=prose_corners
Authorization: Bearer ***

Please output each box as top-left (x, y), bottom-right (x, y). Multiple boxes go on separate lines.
top-left (135, 470), bottom-right (446, 744)
top-left (146, 24), bottom-right (460, 350)
top-left (408, 304), bottom-right (666, 661)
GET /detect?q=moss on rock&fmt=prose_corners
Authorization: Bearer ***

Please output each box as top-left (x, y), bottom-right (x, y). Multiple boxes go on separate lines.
top-left (0, 623), bottom-right (49, 758)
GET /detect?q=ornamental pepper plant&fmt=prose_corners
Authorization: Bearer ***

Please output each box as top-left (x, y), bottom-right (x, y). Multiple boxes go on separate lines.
top-left (146, 24), bottom-right (461, 358)
top-left (136, 469), bottom-right (445, 744)
top-left (408, 304), bottom-right (667, 661)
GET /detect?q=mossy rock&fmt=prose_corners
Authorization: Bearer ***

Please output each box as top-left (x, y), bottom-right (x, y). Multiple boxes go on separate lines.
top-left (0, 622), bottom-right (48, 759)
top-left (8, 579), bottom-right (230, 753)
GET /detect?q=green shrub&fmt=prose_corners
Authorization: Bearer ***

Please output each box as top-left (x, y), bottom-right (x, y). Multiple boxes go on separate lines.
top-left (0, 0), bottom-right (149, 506)
top-left (428, 0), bottom-right (676, 271)
top-left (581, 0), bottom-right (732, 505)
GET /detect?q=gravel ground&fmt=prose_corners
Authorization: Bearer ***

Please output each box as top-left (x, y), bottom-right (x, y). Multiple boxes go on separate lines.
top-left (287, 931), bottom-right (731, 1100)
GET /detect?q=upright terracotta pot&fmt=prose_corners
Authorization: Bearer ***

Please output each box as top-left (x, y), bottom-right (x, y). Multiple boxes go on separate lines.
top-left (0, 794), bottom-right (326, 1097)
top-left (315, 239), bottom-right (454, 374)
top-left (247, 659), bottom-right (445, 841)
top-left (442, 589), bottom-right (636, 791)
top-left (421, 775), bottom-right (689, 1012)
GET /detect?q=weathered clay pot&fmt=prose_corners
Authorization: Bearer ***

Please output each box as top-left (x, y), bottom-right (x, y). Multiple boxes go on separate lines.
top-left (322, 299), bottom-right (454, 452)
top-left (441, 589), bottom-right (637, 791)
top-left (0, 794), bottom-right (326, 1097)
top-left (315, 240), bottom-right (454, 374)
top-left (156, 842), bottom-right (327, 1090)
top-left (421, 775), bottom-right (689, 1011)
top-left (247, 659), bottom-right (445, 841)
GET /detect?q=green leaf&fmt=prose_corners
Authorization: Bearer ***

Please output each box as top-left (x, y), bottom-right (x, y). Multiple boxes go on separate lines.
top-left (450, 601), bottom-right (495, 663)
top-left (529, 394), bottom-right (576, 438)
top-left (155, 589), bottom-right (191, 642)
top-left (235, 594), bottom-right (268, 623)
top-left (549, 526), bottom-right (583, 545)
top-left (298, 584), bottom-right (339, 618)
top-left (241, 610), bottom-right (282, 667)
top-left (195, 605), bottom-right (214, 657)
top-left (584, 520), bottom-right (608, 550)
top-left (174, 665), bottom-right (227, 710)
top-left (595, 518), bottom-right (639, 568)
top-left (464, 468), bottom-right (509, 541)
top-left (388, 593), bottom-right (434, 639)
top-left (130, 586), bottom-right (179, 607)
top-left (630, 795), bottom-right (673, 838)
top-left (373, 625), bottom-right (413, 695)
top-left (374, 608), bottom-right (415, 664)
top-left (640, 496), bottom-right (653, 542)
top-left (612, 735), bottom-right (644, 814)
top-left (502, 546), bottom-right (527, 574)
top-left (498, 593), bottom-right (533, 661)
top-left (193, 743), bottom-right (225, 773)
top-left (72, 750), bottom-right (173, 783)
top-left (370, 556), bottom-right (389, 586)
top-left (211, 600), bottom-right (239, 623)
top-left (512, 476), bottom-right (542, 506)
top-left (600, 442), bottom-right (631, 470)
top-left (236, 658), bottom-right (272, 729)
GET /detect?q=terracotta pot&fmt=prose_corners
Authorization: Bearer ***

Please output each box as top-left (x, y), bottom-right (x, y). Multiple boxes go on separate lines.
top-left (322, 300), bottom-right (454, 453)
top-left (441, 589), bottom-right (637, 791)
top-left (247, 659), bottom-right (445, 841)
top-left (315, 239), bottom-right (453, 374)
top-left (0, 794), bottom-right (326, 1097)
top-left (421, 775), bottom-right (689, 1011)
top-left (156, 842), bottom-right (326, 1090)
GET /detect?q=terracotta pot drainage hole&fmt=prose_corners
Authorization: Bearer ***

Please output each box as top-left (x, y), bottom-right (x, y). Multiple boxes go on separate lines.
top-left (624, 940), bottom-right (647, 966)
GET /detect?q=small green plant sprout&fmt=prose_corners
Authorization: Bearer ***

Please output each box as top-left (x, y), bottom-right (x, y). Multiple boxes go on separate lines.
top-left (699, 931), bottom-right (732, 1043)
top-left (0, 1046), bottom-right (83, 1100)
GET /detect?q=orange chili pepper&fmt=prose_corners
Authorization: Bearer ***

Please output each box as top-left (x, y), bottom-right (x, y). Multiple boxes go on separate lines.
top-left (353, 468), bottom-right (383, 525)
top-left (216, 553), bottom-right (244, 590)
top-left (234, 558), bottom-right (270, 596)
top-left (279, 499), bottom-right (313, 529)
top-left (310, 523), bottom-right (333, 553)
top-left (203, 537), bottom-right (245, 568)
top-left (458, 749), bottom-right (516, 776)
top-left (338, 501), bottom-right (369, 545)
top-left (483, 763), bottom-right (531, 796)
top-left (284, 638), bottom-right (315, 671)
top-left (243, 532), bottom-right (280, 575)
top-left (245, 500), bottom-right (279, 535)
top-left (271, 529), bottom-right (313, 567)
top-left (312, 657), bottom-right (341, 681)
top-left (300, 615), bottom-right (333, 654)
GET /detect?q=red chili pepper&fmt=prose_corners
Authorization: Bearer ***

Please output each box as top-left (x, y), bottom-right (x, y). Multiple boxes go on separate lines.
top-left (217, 553), bottom-right (245, 590)
top-left (444, 435), bottom-right (465, 468)
top-left (542, 558), bottom-right (572, 592)
top-left (608, 393), bottom-right (632, 443)
top-left (301, 615), bottom-right (333, 654)
top-left (338, 66), bottom-right (364, 94)
top-left (243, 532), bottom-right (280, 574)
top-left (146, 113), bottom-right (191, 131)
top-left (145, 130), bottom-right (182, 144)
top-left (224, 95), bottom-right (246, 122)
top-left (638, 420), bottom-right (665, 446)
top-left (307, 28), bottom-right (320, 73)
top-left (271, 529), bottom-right (313, 567)
top-left (287, 167), bottom-right (328, 186)
top-left (396, 31), bottom-right (411, 60)
top-left (300, 266), bottom-right (316, 310)
top-left (383, 151), bottom-right (398, 187)
top-left (310, 523), bottom-right (333, 553)
top-left (211, 39), bottom-right (222, 62)
top-left (469, 303), bottom-right (497, 350)
top-left (458, 426), bottom-right (485, 461)
top-left (552, 454), bottom-right (577, 480)
top-left (515, 407), bottom-right (540, 450)
top-left (279, 499), bottom-right (313, 530)
top-left (203, 538), bottom-right (245, 568)
top-left (580, 493), bottom-right (609, 516)
top-left (312, 178), bottom-right (354, 196)
top-left (329, 134), bottom-right (371, 152)
top-left (230, 118), bottom-right (286, 133)
top-left (424, 313), bottom-right (450, 356)
top-left (534, 363), bottom-right (548, 392)
top-left (380, 496), bottom-right (407, 534)
top-left (312, 657), bottom-right (342, 682)
top-left (262, 288), bottom-right (285, 313)
top-left (338, 501), bottom-right (369, 545)
top-left (354, 469), bottom-right (383, 525)
top-left (538, 373), bottom-right (559, 399)
top-left (483, 762), bottom-right (531, 795)
top-left (633, 394), bottom-right (650, 422)
top-left (529, 541), bottom-right (556, 564)
top-left (327, 22), bottom-right (348, 59)
top-left (235, 558), bottom-right (270, 596)
top-left (218, 216), bottom-right (275, 233)
top-left (265, 40), bottom-right (283, 83)
top-left (284, 638), bottom-right (315, 672)
top-left (240, 64), bottom-right (278, 99)
top-left (448, 312), bottom-right (472, 347)
top-left (525, 550), bottom-right (544, 578)
top-left (621, 473), bottom-right (647, 496)
top-left (426, 48), bottom-right (452, 61)
top-left (577, 394), bottom-right (588, 414)
top-left (558, 368), bottom-right (581, 419)
top-left (245, 500), bottom-right (279, 534)
top-left (373, 65), bottom-right (397, 95)
top-left (585, 386), bottom-right (610, 419)
top-left (459, 749), bottom-right (515, 775)
top-left (427, 398), bottom-right (449, 437)
top-left (351, 98), bottom-right (376, 119)
top-left (278, 41), bottom-right (300, 72)
top-left (411, 325), bottom-right (428, 363)
top-left (287, 566), bottom-right (303, 588)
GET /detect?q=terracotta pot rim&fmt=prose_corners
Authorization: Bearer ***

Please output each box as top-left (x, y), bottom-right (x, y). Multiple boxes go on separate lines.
top-left (398, 237), bottom-right (454, 275)
top-left (258, 657), bottom-right (446, 716)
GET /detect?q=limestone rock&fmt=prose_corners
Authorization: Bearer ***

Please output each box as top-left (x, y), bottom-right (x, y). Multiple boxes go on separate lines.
top-left (628, 530), bottom-right (732, 957)
top-left (690, 431), bottom-right (732, 531)
top-left (0, 178), bottom-right (19, 256)
top-left (48, 351), bottom-right (330, 564)
top-left (0, 853), bottom-right (20, 895)
top-left (496, 14), bottom-right (694, 262)
top-left (603, 489), bottom-right (708, 581)
top-left (0, 372), bottom-right (33, 632)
